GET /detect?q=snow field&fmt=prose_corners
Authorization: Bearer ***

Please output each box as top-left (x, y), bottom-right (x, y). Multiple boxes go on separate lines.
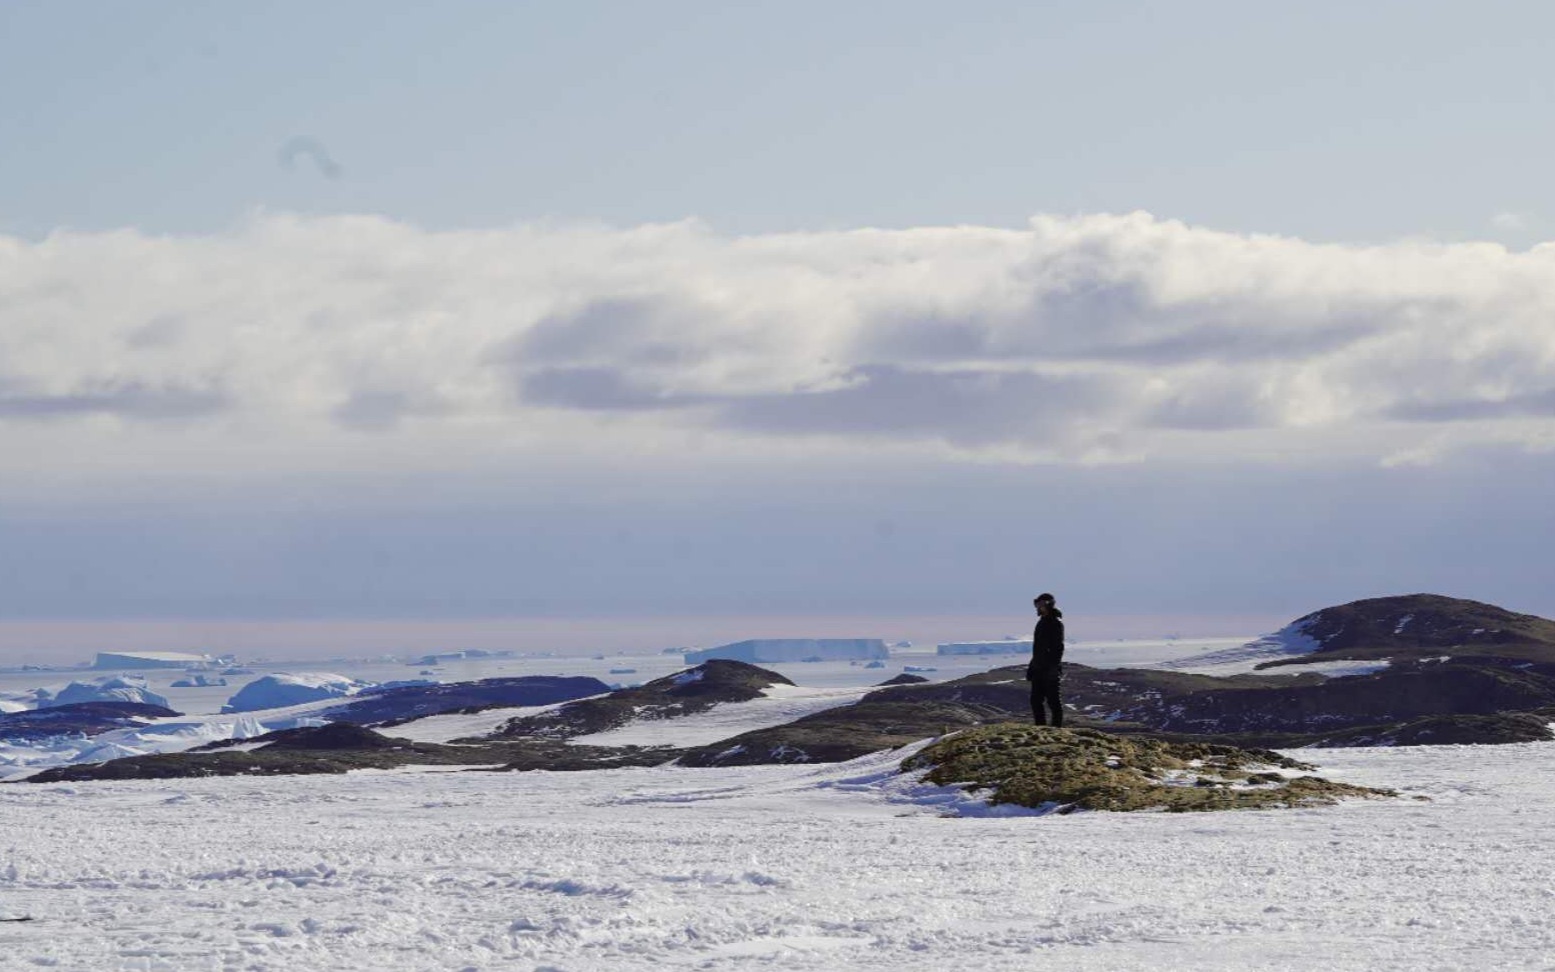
top-left (2, 739), bottom-right (1555, 970)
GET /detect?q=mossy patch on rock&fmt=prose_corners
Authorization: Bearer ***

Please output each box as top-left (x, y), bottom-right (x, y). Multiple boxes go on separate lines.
top-left (901, 724), bottom-right (1395, 813)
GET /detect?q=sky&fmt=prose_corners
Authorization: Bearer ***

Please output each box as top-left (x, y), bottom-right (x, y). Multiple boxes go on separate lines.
top-left (2, 1), bottom-right (1553, 658)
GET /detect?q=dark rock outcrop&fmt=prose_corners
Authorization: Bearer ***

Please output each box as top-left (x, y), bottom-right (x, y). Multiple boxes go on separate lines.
top-left (27, 725), bottom-right (679, 782)
top-left (493, 660), bottom-right (792, 741)
top-left (0, 702), bottom-right (180, 743)
top-left (1079, 658), bottom-right (1555, 738)
top-left (1258, 593), bottom-right (1555, 668)
top-left (28, 725), bottom-right (458, 781)
top-left (337, 675), bottom-right (610, 727)
top-left (254, 723), bottom-right (401, 751)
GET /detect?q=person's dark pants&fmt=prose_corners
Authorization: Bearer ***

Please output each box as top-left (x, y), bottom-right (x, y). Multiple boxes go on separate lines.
top-left (1030, 669), bottom-right (1063, 727)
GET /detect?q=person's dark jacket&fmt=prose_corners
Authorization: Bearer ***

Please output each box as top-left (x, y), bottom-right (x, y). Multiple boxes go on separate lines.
top-left (1027, 611), bottom-right (1065, 681)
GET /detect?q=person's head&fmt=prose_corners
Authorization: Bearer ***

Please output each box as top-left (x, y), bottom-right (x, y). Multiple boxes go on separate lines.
top-left (1034, 592), bottom-right (1056, 616)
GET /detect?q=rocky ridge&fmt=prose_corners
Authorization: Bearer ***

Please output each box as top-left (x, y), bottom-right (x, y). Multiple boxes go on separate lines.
top-left (0, 702), bottom-right (180, 744)
top-left (17, 595), bottom-right (1555, 810)
top-left (490, 659), bottom-right (792, 741)
top-left (1253, 594), bottom-right (1555, 669)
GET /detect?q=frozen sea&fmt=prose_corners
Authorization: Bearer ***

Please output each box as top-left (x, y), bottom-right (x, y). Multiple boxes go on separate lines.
top-left (4, 634), bottom-right (1552, 970)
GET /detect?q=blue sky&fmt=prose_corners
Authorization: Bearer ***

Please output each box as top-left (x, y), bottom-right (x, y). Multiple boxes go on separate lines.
top-left (2, 1), bottom-right (1553, 653)
top-left (4, 0), bottom-right (1551, 242)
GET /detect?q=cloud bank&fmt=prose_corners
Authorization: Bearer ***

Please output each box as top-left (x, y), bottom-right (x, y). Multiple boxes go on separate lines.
top-left (3, 212), bottom-right (1554, 475)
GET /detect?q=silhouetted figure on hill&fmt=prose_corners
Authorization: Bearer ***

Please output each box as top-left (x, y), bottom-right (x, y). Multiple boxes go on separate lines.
top-left (1028, 592), bottom-right (1065, 727)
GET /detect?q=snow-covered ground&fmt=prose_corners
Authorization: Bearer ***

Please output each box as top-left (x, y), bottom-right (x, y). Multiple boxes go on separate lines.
top-left (2, 737), bottom-right (1554, 970)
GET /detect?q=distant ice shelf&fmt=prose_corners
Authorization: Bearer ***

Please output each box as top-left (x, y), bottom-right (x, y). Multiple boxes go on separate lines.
top-left (683, 639), bottom-right (889, 664)
top-left (91, 651), bottom-right (217, 670)
top-left (937, 640), bottom-right (1027, 656)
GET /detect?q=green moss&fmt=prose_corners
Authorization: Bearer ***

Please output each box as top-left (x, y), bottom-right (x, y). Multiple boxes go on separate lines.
top-left (901, 724), bottom-right (1394, 813)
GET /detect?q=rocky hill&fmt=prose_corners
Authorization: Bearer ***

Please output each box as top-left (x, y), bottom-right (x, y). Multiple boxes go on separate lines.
top-left (1090, 657), bottom-right (1555, 739)
top-left (0, 701), bottom-right (180, 744)
top-left (335, 675), bottom-right (610, 727)
top-left (1232, 594), bottom-right (1555, 670)
top-left (491, 660), bottom-right (792, 740)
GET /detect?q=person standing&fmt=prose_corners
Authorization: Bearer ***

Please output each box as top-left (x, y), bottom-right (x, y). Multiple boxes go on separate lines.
top-left (1028, 592), bottom-right (1065, 727)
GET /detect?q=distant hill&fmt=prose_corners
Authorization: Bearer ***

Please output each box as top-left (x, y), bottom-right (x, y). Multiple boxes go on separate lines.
top-left (0, 702), bottom-right (180, 744)
top-left (1164, 594), bottom-right (1555, 672)
top-left (337, 675), bottom-right (610, 726)
top-left (1258, 594), bottom-right (1555, 668)
top-left (492, 660), bottom-right (792, 740)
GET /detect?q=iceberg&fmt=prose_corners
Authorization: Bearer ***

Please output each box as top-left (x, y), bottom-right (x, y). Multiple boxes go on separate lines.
top-left (45, 676), bottom-right (171, 710)
top-left (92, 651), bottom-right (213, 670)
top-left (936, 640), bottom-right (1028, 656)
top-left (221, 673), bottom-right (370, 713)
top-left (408, 649), bottom-right (513, 666)
top-left (170, 674), bottom-right (228, 688)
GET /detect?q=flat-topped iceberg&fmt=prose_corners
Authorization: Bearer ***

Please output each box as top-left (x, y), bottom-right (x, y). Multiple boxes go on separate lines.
top-left (92, 651), bottom-right (215, 670)
top-left (684, 639), bottom-right (888, 664)
top-left (937, 640), bottom-right (1027, 655)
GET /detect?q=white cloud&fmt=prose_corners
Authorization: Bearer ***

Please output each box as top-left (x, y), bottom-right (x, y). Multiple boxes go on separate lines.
top-left (3, 211), bottom-right (1554, 479)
